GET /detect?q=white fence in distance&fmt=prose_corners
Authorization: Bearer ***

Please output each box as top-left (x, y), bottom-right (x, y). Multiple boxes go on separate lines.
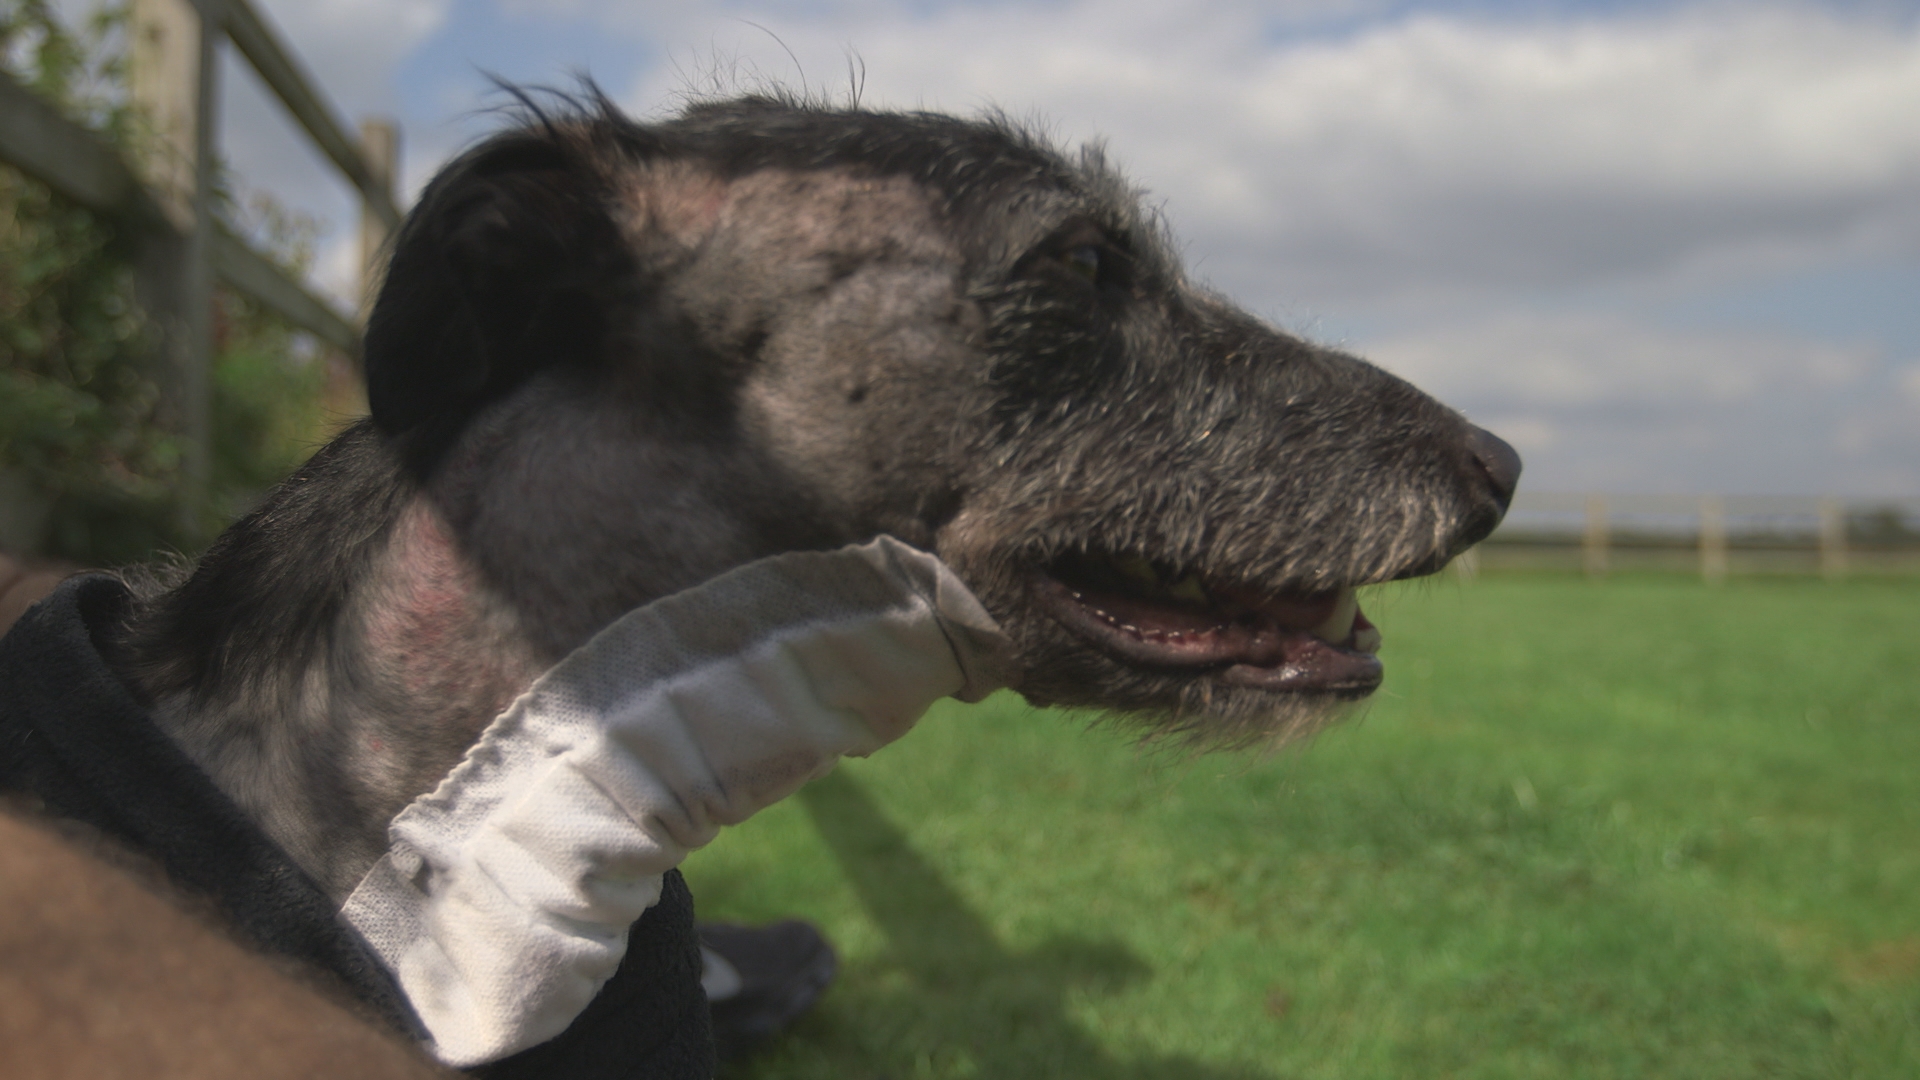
top-left (1467, 493), bottom-right (1920, 580)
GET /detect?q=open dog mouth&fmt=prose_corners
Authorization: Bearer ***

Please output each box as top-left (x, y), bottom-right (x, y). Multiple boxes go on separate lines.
top-left (1033, 552), bottom-right (1385, 696)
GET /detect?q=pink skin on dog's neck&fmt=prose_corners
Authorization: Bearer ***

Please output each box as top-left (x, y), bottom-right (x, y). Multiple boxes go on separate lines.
top-left (360, 499), bottom-right (547, 751)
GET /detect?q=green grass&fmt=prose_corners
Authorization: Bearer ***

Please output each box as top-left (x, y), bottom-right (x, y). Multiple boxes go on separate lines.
top-left (682, 574), bottom-right (1920, 1079)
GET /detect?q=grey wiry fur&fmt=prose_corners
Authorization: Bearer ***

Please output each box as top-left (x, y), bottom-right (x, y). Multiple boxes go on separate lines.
top-left (110, 91), bottom-right (1515, 897)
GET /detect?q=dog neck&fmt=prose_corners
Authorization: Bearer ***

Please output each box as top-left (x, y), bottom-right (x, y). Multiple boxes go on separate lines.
top-left (122, 429), bottom-right (550, 897)
top-left (117, 389), bottom-right (856, 897)
top-left (358, 500), bottom-right (546, 745)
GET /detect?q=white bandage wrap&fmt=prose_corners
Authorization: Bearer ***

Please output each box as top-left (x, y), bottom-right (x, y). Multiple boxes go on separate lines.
top-left (340, 537), bottom-right (1009, 1066)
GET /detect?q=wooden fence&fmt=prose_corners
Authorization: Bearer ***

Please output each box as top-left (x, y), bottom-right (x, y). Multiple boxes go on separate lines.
top-left (0, 0), bottom-right (400, 535)
top-left (1466, 493), bottom-right (1920, 580)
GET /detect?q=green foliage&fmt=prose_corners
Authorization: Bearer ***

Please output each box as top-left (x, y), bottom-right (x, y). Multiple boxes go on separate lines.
top-left (686, 575), bottom-right (1920, 1079)
top-left (210, 291), bottom-right (329, 499)
top-left (0, 0), bottom-right (337, 565)
top-left (0, 0), bottom-right (170, 561)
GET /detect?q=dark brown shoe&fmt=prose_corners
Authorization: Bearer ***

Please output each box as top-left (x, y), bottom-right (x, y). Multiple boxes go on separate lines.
top-left (698, 920), bottom-right (837, 1061)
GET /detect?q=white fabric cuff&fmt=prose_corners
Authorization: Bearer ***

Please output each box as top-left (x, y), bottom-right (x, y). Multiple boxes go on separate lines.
top-left (339, 537), bottom-right (1009, 1066)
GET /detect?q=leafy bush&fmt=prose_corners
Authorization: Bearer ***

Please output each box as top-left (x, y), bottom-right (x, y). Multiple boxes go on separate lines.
top-left (1, 0), bottom-right (343, 566)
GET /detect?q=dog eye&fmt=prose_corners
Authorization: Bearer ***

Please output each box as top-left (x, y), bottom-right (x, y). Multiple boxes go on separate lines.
top-left (1063, 245), bottom-right (1101, 282)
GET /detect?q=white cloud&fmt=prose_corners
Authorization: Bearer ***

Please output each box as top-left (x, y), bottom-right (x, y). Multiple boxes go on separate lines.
top-left (46, 0), bottom-right (447, 304)
top-left (214, 0), bottom-right (451, 302)
top-left (58, 0), bottom-right (1914, 494)
top-left (161, 0), bottom-right (1920, 321)
top-left (1469, 414), bottom-right (1558, 452)
top-left (1430, 395), bottom-right (1920, 496)
top-left (1901, 364), bottom-right (1920, 401)
top-left (604, 1), bottom-right (1920, 311)
top-left (1360, 313), bottom-right (1880, 411)
top-left (246, 0), bottom-right (449, 115)
top-left (1356, 313), bottom-right (1917, 494)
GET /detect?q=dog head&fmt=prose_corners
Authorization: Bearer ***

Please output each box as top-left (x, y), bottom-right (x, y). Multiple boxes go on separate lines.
top-left (365, 91), bottom-right (1518, 744)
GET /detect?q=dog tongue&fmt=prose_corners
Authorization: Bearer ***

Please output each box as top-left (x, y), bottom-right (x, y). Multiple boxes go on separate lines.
top-left (1037, 577), bottom-right (1384, 693)
top-left (1217, 619), bottom-right (1381, 692)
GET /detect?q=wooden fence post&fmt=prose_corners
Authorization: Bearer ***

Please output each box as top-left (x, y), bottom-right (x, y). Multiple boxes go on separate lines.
top-left (1699, 495), bottom-right (1727, 585)
top-left (356, 117), bottom-right (398, 325)
top-left (1583, 495), bottom-right (1609, 578)
top-left (1818, 498), bottom-right (1848, 580)
top-left (128, 0), bottom-right (218, 539)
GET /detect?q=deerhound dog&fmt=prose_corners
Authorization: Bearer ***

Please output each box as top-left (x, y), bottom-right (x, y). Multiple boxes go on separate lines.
top-left (4, 90), bottom-right (1517, 1076)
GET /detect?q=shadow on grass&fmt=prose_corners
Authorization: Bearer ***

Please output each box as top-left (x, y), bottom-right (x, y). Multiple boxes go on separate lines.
top-left (744, 770), bottom-right (1275, 1080)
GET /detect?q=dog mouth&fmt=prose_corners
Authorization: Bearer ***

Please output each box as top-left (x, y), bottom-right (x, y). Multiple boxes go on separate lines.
top-left (1032, 552), bottom-right (1384, 696)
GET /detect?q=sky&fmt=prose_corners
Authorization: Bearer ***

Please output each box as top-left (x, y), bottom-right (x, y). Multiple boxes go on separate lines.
top-left (128, 0), bottom-right (1920, 497)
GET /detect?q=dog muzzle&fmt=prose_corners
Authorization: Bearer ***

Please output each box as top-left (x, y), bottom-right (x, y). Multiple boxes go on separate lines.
top-left (340, 537), bottom-right (1010, 1066)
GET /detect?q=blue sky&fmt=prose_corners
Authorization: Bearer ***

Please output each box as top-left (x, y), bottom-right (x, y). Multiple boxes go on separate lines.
top-left (164, 0), bottom-right (1920, 496)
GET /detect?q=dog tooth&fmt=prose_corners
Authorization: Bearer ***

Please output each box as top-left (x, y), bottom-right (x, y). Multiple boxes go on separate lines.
top-left (1311, 588), bottom-right (1359, 644)
top-left (1167, 574), bottom-right (1207, 604)
top-left (1353, 625), bottom-right (1383, 654)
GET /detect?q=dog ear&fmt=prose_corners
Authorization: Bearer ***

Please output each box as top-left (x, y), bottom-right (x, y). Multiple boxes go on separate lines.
top-left (364, 133), bottom-right (635, 436)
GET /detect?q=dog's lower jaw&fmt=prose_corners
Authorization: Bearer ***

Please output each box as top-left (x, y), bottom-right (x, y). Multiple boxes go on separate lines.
top-left (934, 512), bottom-right (1385, 748)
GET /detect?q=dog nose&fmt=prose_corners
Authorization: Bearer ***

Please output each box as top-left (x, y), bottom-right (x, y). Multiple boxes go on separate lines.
top-left (1465, 425), bottom-right (1522, 510)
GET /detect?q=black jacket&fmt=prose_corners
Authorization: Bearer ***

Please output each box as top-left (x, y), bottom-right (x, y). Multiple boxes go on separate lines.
top-left (0, 575), bottom-right (714, 1079)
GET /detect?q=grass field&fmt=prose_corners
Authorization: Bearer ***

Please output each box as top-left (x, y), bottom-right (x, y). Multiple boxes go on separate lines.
top-left (682, 574), bottom-right (1920, 1079)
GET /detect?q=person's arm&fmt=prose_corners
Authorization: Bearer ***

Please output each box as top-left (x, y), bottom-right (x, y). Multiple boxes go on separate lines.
top-left (341, 537), bottom-right (1008, 1067)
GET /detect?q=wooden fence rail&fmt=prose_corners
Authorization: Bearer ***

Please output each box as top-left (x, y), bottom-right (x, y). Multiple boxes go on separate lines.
top-left (0, 0), bottom-right (399, 538)
top-left (1477, 493), bottom-right (1920, 580)
top-left (0, 71), bottom-right (359, 350)
top-left (201, 0), bottom-right (402, 231)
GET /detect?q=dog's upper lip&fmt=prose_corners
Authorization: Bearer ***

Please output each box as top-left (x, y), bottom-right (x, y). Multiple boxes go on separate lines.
top-left (1029, 559), bottom-right (1384, 695)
